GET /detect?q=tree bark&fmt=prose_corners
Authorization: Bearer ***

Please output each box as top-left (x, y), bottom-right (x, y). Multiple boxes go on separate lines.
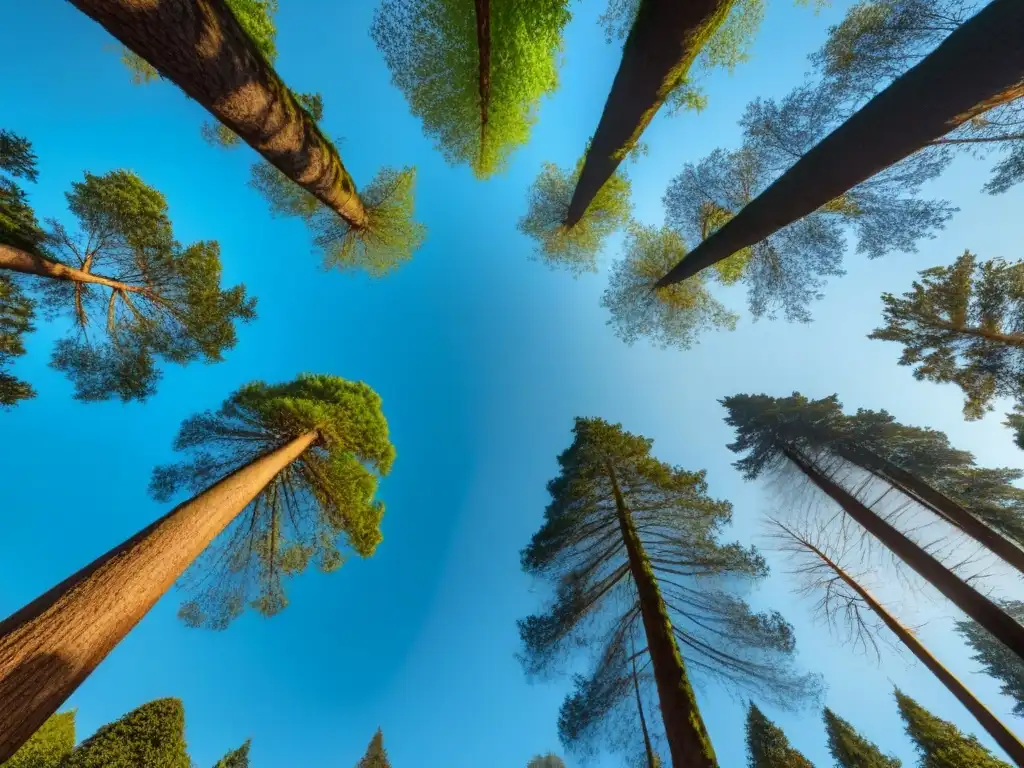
top-left (563, 0), bottom-right (733, 228)
top-left (797, 533), bottom-right (1024, 766)
top-left (0, 431), bottom-right (318, 763)
top-left (931, 320), bottom-right (1024, 346)
top-left (656, 0), bottom-right (1024, 288)
top-left (0, 243), bottom-right (147, 294)
top-left (66, 0), bottom-right (369, 228)
top-left (782, 445), bottom-right (1024, 662)
top-left (474, 0), bottom-right (490, 165)
top-left (632, 652), bottom-right (658, 768)
top-left (606, 460), bottom-right (717, 768)
top-left (835, 443), bottom-right (1024, 577)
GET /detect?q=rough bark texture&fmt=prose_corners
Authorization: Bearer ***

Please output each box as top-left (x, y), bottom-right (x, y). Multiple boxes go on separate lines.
top-left (474, 0), bottom-right (490, 161)
top-left (0, 243), bottom-right (146, 294)
top-left (657, 0), bottom-right (1024, 288)
top-left (607, 461), bottom-right (717, 768)
top-left (803, 537), bottom-right (1024, 766)
top-left (563, 0), bottom-right (733, 227)
top-left (783, 445), bottom-right (1024, 662)
top-left (67, 0), bottom-right (368, 228)
top-left (0, 431), bottom-right (318, 763)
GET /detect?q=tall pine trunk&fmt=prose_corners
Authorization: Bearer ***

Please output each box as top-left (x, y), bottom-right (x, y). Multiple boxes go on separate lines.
top-left (796, 532), bottom-right (1024, 765)
top-left (606, 460), bottom-right (717, 768)
top-left (835, 443), bottom-right (1024, 576)
top-left (66, 0), bottom-right (369, 228)
top-left (782, 445), bottom-right (1024, 661)
top-left (0, 431), bottom-right (318, 763)
top-left (562, 0), bottom-right (733, 227)
top-left (0, 243), bottom-right (143, 294)
top-left (474, 0), bottom-right (491, 164)
top-left (656, 0), bottom-right (1024, 288)
top-left (632, 652), bottom-right (658, 768)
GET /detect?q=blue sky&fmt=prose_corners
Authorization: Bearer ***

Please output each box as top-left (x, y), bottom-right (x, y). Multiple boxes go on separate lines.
top-left (2, 0), bottom-right (1023, 765)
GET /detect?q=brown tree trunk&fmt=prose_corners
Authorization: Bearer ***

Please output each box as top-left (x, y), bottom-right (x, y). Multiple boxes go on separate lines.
top-left (606, 460), bottom-right (717, 768)
top-left (0, 431), bottom-right (318, 763)
top-left (656, 0), bottom-right (1024, 288)
top-left (796, 533), bottom-right (1024, 766)
top-left (563, 0), bottom-right (733, 227)
top-left (474, 0), bottom-right (490, 165)
top-left (782, 445), bottom-right (1024, 661)
top-left (632, 651), bottom-right (658, 768)
top-left (932, 320), bottom-right (1024, 346)
top-left (835, 443), bottom-right (1024, 576)
top-left (0, 243), bottom-right (146, 294)
top-left (66, 0), bottom-right (369, 228)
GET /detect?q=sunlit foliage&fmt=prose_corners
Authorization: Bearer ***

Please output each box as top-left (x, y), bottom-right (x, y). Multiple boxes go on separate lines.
top-left (745, 703), bottom-right (813, 768)
top-left (214, 739), bottom-right (252, 768)
top-left (3, 711), bottom-right (75, 768)
top-left (955, 601), bottom-right (1024, 720)
top-left (62, 699), bottom-right (189, 768)
top-left (896, 689), bottom-right (1012, 768)
top-left (824, 708), bottom-right (902, 768)
top-left (356, 729), bottom-right (392, 768)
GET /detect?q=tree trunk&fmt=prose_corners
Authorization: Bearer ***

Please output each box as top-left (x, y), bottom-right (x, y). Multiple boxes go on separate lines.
top-left (835, 443), bottom-right (1024, 576)
top-left (632, 653), bottom-right (658, 768)
top-left (0, 431), bottom-right (318, 763)
top-left (798, 534), bottom-right (1024, 766)
top-left (932, 320), bottom-right (1024, 346)
top-left (606, 460), bottom-right (717, 768)
top-left (474, 0), bottom-right (490, 165)
top-left (782, 445), bottom-right (1024, 661)
top-left (66, 0), bottom-right (369, 228)
top-left (0, 243), bottom-right (145, 294)
top-left (656, 0), bottom-right (1024, 288)
top-left (563, 0), bottom-right (733, 227)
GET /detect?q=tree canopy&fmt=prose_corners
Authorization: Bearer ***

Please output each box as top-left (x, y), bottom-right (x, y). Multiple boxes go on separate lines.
top-left (745, 703), bottom-right (813, 768)
top-left (0, 274), bottom-right (34, 408)
top-left (895, 689), bottom-right (1012, 768)
top-left (824, 707), bottom-right (902, 768)
top-left (356, 729), bottom-right (391, 768)
top-left (150, 374), bottom-right (395, 630)
top-left (526, 754), bottom-right (566, 768)
top-left (61, 698), bottom-right (189, 768)
top-left (955, 600), bottom-right (1024, 719)
top-left (213, 739), bottom-right (251, 768)
top-left (1, 711), bottom-right (75, 768)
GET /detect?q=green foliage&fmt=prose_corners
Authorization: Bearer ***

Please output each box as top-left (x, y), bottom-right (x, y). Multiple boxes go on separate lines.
top-left (824, 707), bottom-right (901, 767)
top-left (0, 129), bottom-right (45, 254)
top-left (1, 710), bottom-right (75, 768)
top-left (1005, 405), bottom-right (1024, 450)
top-left (62, 698), bottom-right (189, 768)
top-left (213, 739), bottom-right (251, 768)
top-left (519, 159), bottom-right (632, 274)
top-left (372, 0), bottom-right (571, 178)
top-left (0, 274), bottom-right (35, 408)
top-left (745, 703), bottom-right (813, 768)
top-left (955, 601), bottom-right (1024, 719)
top-left (356, 729), bottom-right (391, 768)
top-left (869, 251), bottom-right (1024, 420)
top-left (150, 374), bottom-right (395, 630)
top-left (527, 755), bottom-right (566, 768)
top-left (602, 223), bottom-right (738, 350)
top-left (520, 417), bottom-right (819, 763)
top-left (895, 689), bottom-right (1012, 768)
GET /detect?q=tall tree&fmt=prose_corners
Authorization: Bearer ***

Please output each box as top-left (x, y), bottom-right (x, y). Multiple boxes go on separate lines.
top-left (0, 276), bottom-right (34, 408)
top-left (745, 703), bottom-right (813, 768)
top-left (61, 698), bottom-right (189, 768)
top-left (895, 689), bottom-right (1013, 768)
top-left (373, 0), bottom-right (571, 179)
top-left (0, 167), bottom-right (256, 402)
top-left (656, 0), bottom-right (1024, 289)
top-left (1, 711), bottom-right (75, 768)
top-left (870, 251), bottom-right (1024, 420)
top-left (722, 393), bottom-right (1024, 663)
top-left (955, 601), bottom-right (1024, 720)
top-left (213, 739), bottom-right (251, 768)
top-left (71, 0), bottom-right (426, 272)
top-left (0, 374), bottom-right (394, 762)
top-left (356, 729), bottom-right (391, 768)
top-left (527, 754), bottom-right (566, 768)
top-left (520, 418), bottom-right (819, 768)
top-left (823, 707), bottom-right (901, 768)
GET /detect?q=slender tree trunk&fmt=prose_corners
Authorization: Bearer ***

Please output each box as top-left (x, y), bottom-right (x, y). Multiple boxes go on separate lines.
top-left (796, 533), bottom-right (1024, 766)
top-left (474, 0), bottom-right (491, 165)
top-left (656, 0), bottom-right (1024, 288)
top-left (782, 444), bottom-right (1024, 661)
top-left (931, 132), bottom-right (1024, 145)
top-left (66, 0), bottom-right (369, 228)
top-left (606, 460), bottom-right (717, 768)
top-left (835, 443), bottom-right (1024, 576)
top-left (932, 320), bottom-right (1024, 346)
top-left (563, 0), bottom-right (734, 228)
top-left (0, 243), bottom-right (146, 294)
top-left (632, 652), bottom-right (658, 768)
top-left (0, 431), bottom-right (318, 763)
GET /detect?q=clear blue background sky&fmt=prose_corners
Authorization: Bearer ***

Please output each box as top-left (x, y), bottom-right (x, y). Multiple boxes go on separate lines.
top-left (1, 0), bottom-right (1023, 765)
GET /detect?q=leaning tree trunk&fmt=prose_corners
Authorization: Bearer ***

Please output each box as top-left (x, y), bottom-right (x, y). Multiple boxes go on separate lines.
top-left (656, 0), bottom-right (1024, 288)
top-left (800, 535), bottom-right (1024, 765)
top-left (835, 443), bottom-right (1024, 577)
top-left (606, 460), bottom-right (717, 768)
top-left (473, 0), bottom-right (491, 166)
top-left (0, 243), bottom-right (142, 294)
top-left (66, 0), bottom-right (369, 229)
top-left (0, 431), bottom-right (318, 763)
top-left (632, 652), bottom-right (658, 768)
top-left (562, 0), bottom-right (734, 227)
top-left (782, 445), bottom-right (1024, 661)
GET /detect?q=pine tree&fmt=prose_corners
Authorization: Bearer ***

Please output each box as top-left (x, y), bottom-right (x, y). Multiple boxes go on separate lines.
top-left (527, 755), bottom-right (566, 768)
top-left (955, 600), bottom-right (1024, 719)
top-left (745, 703), bottom-right (813, 768)
top-left (895, 689), bottom-right (1012, 768)
top-left (0, 275), bottom-right (34, 408)
top-left (213, 739), bottom-right (251, 768)
top-left (356, 729), bottom-right (391, 768)
top-left (61, 698), bottom-right (189, 768)
top-left (1, 711), bottom-right (74, 768)
top-left (824, 707), bottom-right (901, 768)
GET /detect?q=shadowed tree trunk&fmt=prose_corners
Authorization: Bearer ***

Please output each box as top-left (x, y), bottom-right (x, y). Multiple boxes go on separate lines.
top-left (606, 460), bottom-right (717, 768)
top-left (0, 243), bottom-right (146, 294)
top-left (474, 0), bottom-right (491, 161)
top-left (788, 526), bottom-right (1024, 765)
top-left (656, 0), bottom-right (1024, 288)
top-left (563, 0), bottom-right (733, 227)
top-left (0, 431), bottom-right (318, 763)
top-left (66, 0), bottom-right (369, 228)
top-left (781, 445), bottom-right (1024, 661)
top-left (632, 650), bottom-right (658, 768)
